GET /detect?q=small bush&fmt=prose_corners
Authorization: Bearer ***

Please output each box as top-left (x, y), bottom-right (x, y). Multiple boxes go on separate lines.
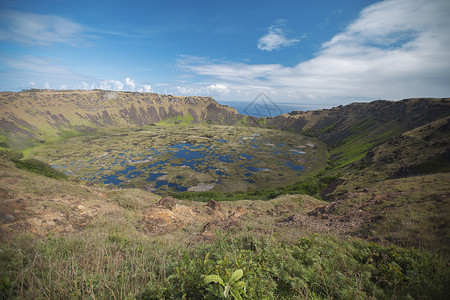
top-left (256, 117), bottom-right (267, 126)
top-left (0, 149), bottom-right (24, 161)
top-left (172, 176), bottom-right (339, 202)
top-left (12, 158), bottom-right (68, 179)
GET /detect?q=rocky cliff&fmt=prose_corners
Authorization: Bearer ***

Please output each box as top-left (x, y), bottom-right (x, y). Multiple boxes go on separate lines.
top-left (0, 90), bottom-right (245, 149)
top-left (267, 98), bottom-right (450, 145)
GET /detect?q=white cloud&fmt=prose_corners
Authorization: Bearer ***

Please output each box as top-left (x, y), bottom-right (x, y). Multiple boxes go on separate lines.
top-left (206, 83), bottom-right (230, 95)
top-left (125, 77), bottom-right (135, 91)
top-left (6, 55), bottom-right (77, 76)
top-left (83, 79), bottom-right (151, 92)
top-left (44, 82), bottom-right (50, 89)
top-left (0, 10), bottom-right (90, 46)
top-left (177, 86), bottom-right (190, 95)
top-left (3, 54), bottom-right (92, 90)
top-left (257, 19), bottom-right (300, 51)
top-left (177, 86), bottom-right (198, 95)
top-left (3, 54), bottom-right (153, 93)
top-left (99, 80), bottom-right (124, 91)
top-left (137, 85), bottom-right (151, 93)
top-left (178, 57), bottom-right (283, 82)
top-left (180, 0), bottom-right (450, 103)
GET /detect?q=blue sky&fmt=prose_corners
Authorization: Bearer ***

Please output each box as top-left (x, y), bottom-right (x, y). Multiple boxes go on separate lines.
top-left (1, 0), bottom-right (449, 108)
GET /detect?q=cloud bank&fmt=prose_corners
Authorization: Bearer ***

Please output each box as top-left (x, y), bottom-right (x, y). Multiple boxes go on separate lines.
top-left (1, 53), bottom-right (153, 92)
top-left (180, 0), bottom-right (450, 103)
top-left (99, 80), bottom-right (124, 91)
top-left (2, 0), bottom-right (449, 106)
top-left (206, 84), bottom-right (230, 95)
top-left (0, 10), bottom-right (90, 46)
top-left (139, 84), bottom-right (152, 93)
top-left (125, 77), bottom-right (136, 91)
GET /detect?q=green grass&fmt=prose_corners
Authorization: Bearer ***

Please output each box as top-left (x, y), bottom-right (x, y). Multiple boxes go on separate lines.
top-left (0, 130), bottom-right (42, 151)
top-left (329, 128), bottom-right (400, 169)
top-left (0, 117), bottom-right (448, 299)
top-left (417, 155), bottom-right (450, 174)
top-left (255, 117), bottom-right (268, 126)
top-left (1, 233), bottom-right (447, 299)
top-left (58, 130), bottom-right (81, 139)
top-left (318, 120), bottom-right (340, 134)
top-left (239, 116), bottom-right (248, 126)
top-left (348, 119), bottom-right (376, 133)
top-left (0, 149), bottom-right (24, 161)
top-left (173, 190), bottom-right (279, 202)
top-left (173, 174), bottom-right (341, 202)
top-left (351, 173), bottom-right (450, 253)
top-left (157, 113), bottom-right (195, 125)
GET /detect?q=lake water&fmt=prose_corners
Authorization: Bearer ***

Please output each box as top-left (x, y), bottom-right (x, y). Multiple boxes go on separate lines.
top-left (51, 132), bottom-right (308, 195)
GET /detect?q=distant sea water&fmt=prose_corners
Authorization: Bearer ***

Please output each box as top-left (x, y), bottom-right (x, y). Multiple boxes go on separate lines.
top-left (219, 101), bottom-right (329, 118)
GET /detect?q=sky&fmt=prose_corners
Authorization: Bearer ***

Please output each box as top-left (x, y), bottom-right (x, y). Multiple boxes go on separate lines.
top-left (0, 0), bottom-right (449, 109)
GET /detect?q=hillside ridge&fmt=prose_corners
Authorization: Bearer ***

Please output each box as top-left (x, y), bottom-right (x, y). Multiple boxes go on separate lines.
top-left (0, 90), bottom-right (246, 149)
top-left (268, 98), bottom-right (450, 145)
top-left (1, 90), bottom-right (448, 150)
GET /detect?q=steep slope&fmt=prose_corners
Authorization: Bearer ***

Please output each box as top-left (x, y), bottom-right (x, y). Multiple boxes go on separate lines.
top-left (267, 98), bottom-right (450, 168)
top-left (290, 105), bottom-right (450, 252)
top-left (0, 90), bottom-right (247, 149)
top-left (360, 116), bottom-right (450, 178)
top-left (269, 98), bottom-right (449, 144)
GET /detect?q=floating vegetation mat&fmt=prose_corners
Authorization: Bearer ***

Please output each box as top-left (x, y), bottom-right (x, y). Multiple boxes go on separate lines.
top-left (27, 125), bottom-right (327, 195)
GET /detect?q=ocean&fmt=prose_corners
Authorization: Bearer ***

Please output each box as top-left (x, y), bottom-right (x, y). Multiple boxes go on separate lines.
top-left (219, 101), bottom-right (327, 117)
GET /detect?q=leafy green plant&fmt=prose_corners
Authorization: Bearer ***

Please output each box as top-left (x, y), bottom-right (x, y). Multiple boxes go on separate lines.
top-left (2, 232), bottom-right (448, 299)
top-left (204, 269), bottom-right (246, 300)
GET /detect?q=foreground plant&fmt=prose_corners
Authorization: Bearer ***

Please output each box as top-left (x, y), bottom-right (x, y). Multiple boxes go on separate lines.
top-left (204, 269), bottom-right (246, 299)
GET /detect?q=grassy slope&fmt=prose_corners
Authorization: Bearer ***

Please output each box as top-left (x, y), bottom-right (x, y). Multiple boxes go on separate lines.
top-left (259, 100), bottom-right (450, 257)
top-left (305, 115), bottom-right (450, 253)
top-left (1, 154), bottom-right (448, 299)
top-left (267, 98), bottom-right (450, 171)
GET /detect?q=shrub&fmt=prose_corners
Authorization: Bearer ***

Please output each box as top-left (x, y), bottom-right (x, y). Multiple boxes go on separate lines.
top-left (0, 149), bottom-right (24, 161)
top-left (12, 158), bottom-right (68, 179)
